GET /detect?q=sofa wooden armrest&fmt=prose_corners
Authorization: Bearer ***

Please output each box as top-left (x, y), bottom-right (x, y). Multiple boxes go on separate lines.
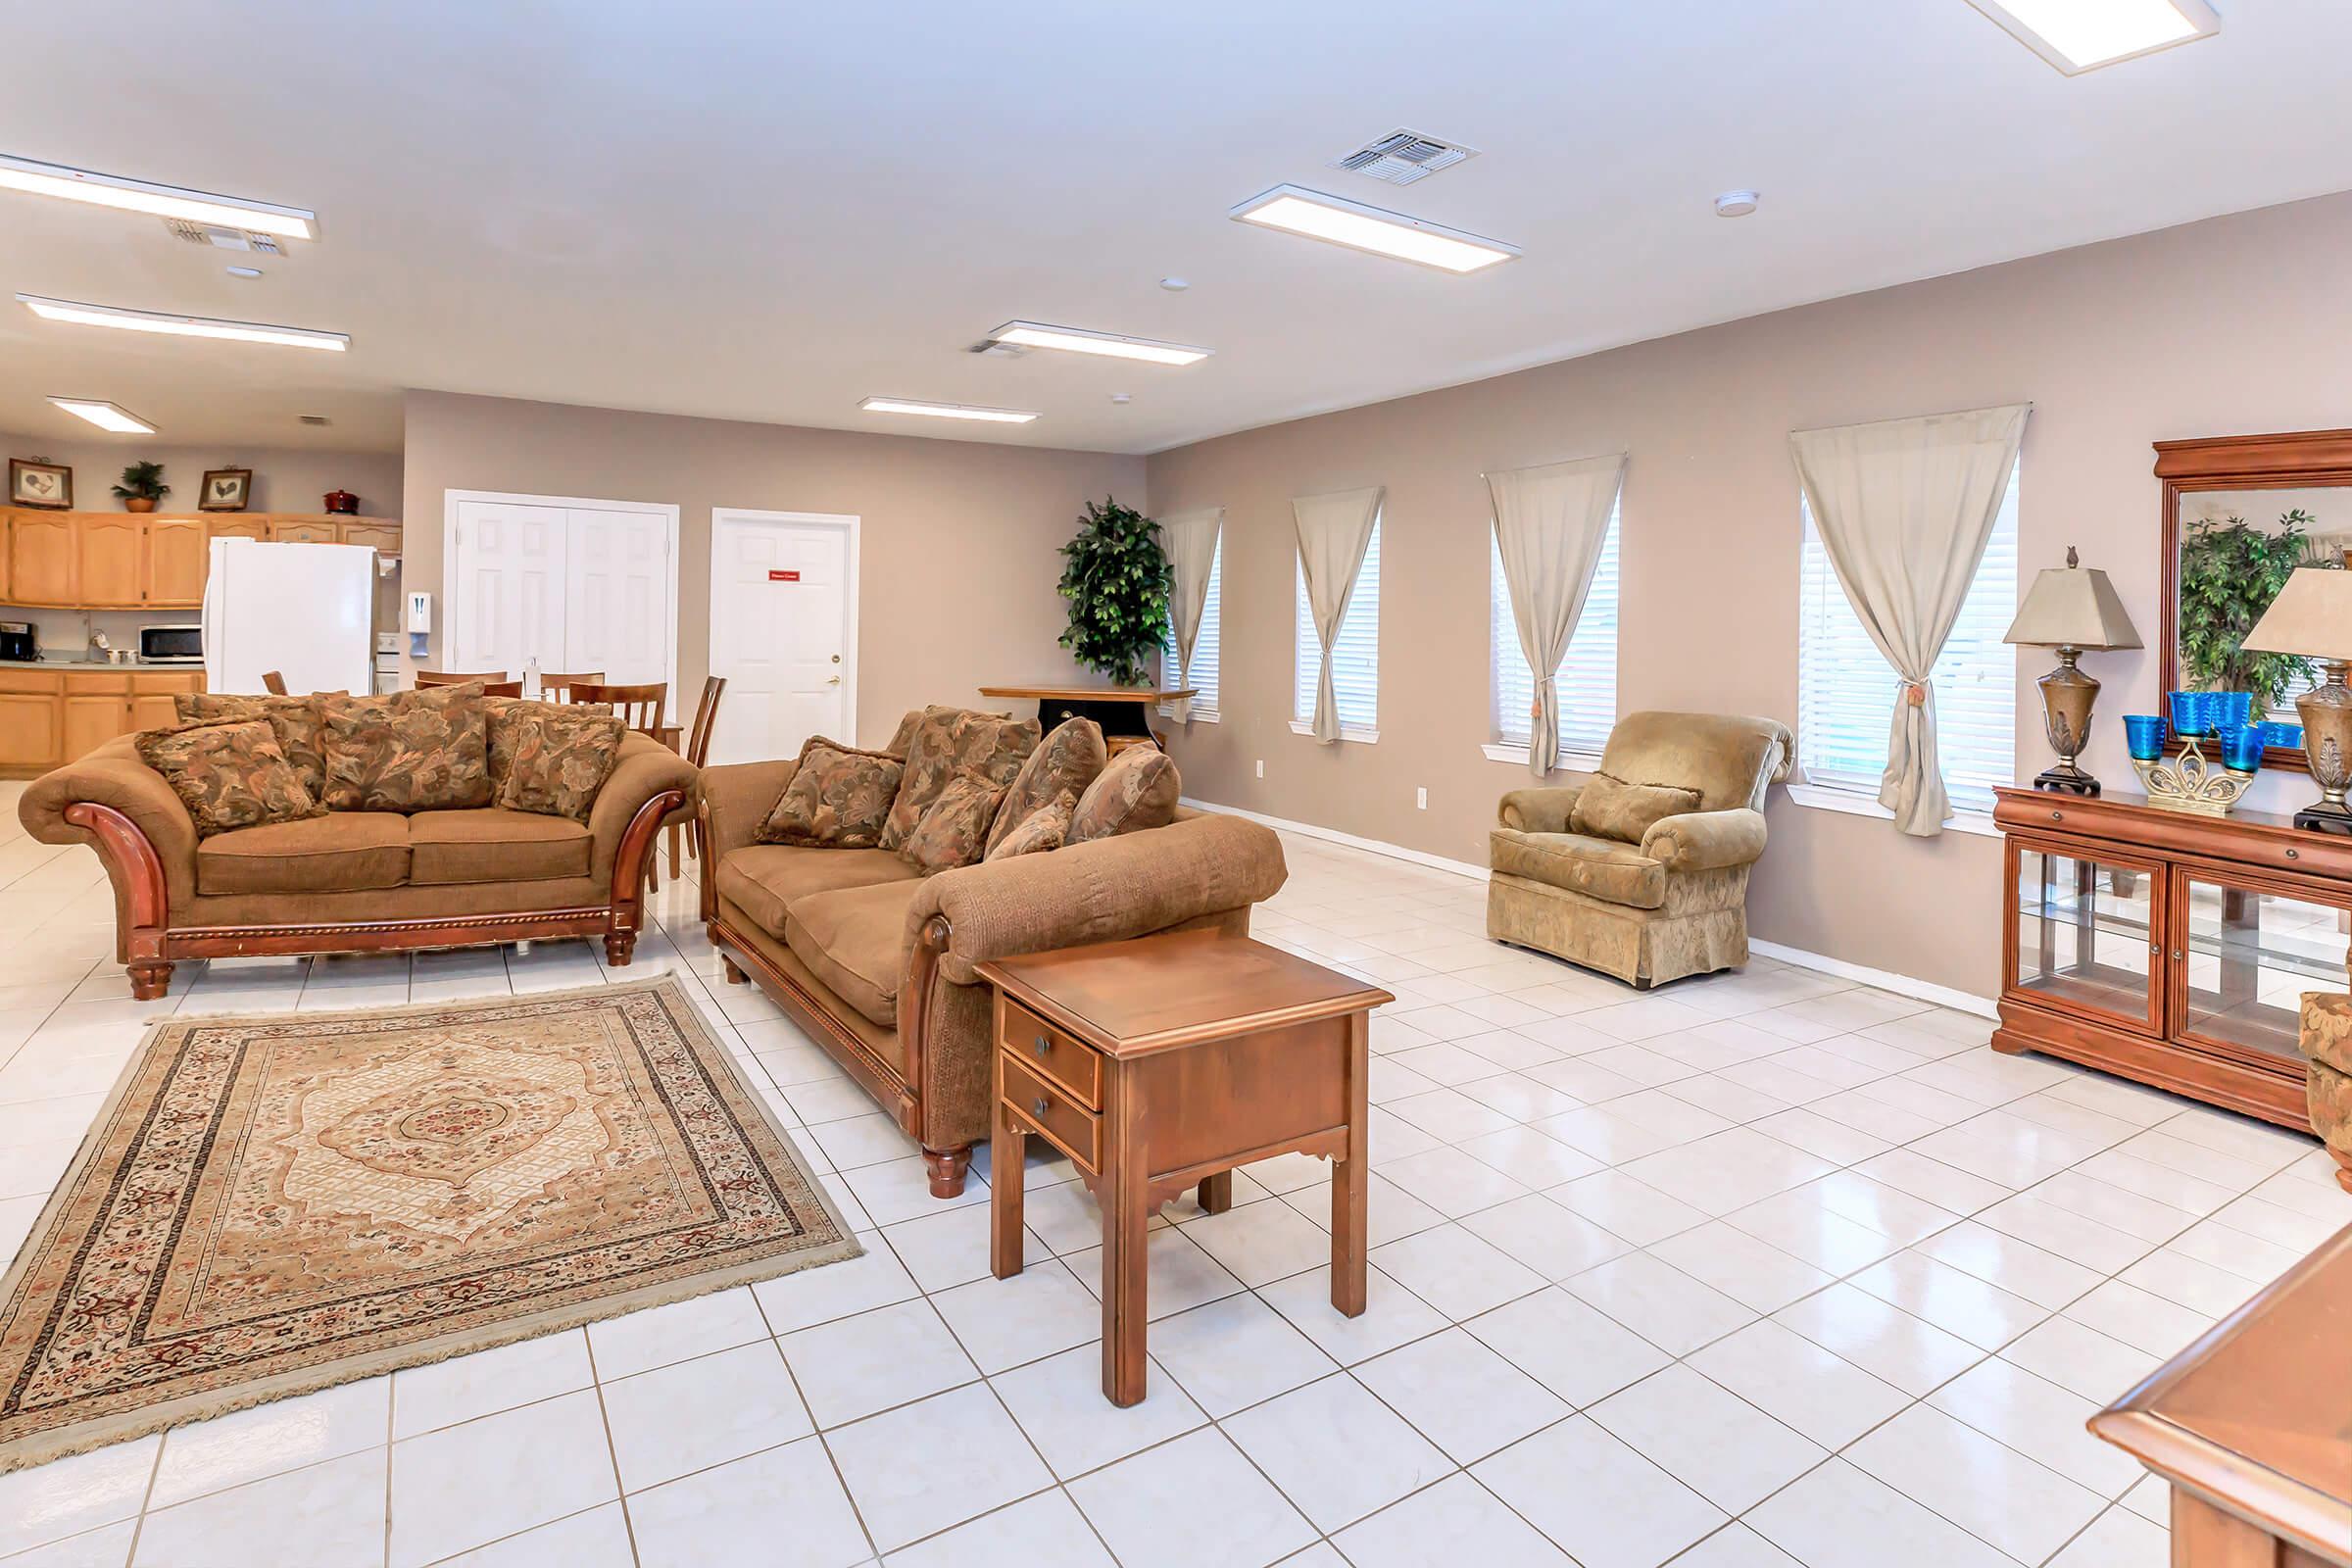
top-left (1498, 785), bottom-right (1585, 835)
top-left (1640, 808), bottom-right (1768, 873)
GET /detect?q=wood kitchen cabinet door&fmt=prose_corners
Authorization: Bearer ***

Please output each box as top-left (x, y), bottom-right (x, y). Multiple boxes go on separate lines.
top-left (76, 516), bottom-right (144, 608)
top-left (127, 671), bottom-right (202, 733)
top-left (339, 522), bottom-right (401, 555)
top-left (274, 520), bottom-right (340, 544)
top-left (145, 518), bottom-right (210, 606)
top-left (10, 513), bottom-right (75, 605)
top-left (0, 695), bottom-right (60, 769)
top-left (208, 516), bottom-right (271, 542)
top-left (61, 695), bottom-right (127, 761)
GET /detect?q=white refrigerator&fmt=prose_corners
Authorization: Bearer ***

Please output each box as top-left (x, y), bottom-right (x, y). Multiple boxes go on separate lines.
top-left (201, 538), bottom-right (378, 696)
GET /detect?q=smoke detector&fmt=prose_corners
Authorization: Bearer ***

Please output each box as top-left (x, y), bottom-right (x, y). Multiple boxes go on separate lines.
top-left (163, 219), bottom-right (286, 255)
top-left (1330, 129), bottom-right (1478, 186)
top-left (1714, 190), bottom-right (1760, 218)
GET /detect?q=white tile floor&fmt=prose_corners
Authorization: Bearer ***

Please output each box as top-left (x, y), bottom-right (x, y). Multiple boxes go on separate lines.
top-left (0, 789), bottom-right (2344, 1568)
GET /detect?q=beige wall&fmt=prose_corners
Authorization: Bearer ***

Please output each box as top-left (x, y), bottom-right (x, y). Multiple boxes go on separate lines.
top-left (400, 391), bottom-right (1143, 743)
top-left (1144, 190), bottom-right (2352, 1001)
top-left (0, 435), bottom-right (401, 518)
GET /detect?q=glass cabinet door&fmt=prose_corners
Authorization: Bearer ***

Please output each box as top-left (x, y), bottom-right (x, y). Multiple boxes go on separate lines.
top-left (2011, 846), bottom-right (2162, 1031)
top-left (2176, 873), bottom-right (2351, 1065)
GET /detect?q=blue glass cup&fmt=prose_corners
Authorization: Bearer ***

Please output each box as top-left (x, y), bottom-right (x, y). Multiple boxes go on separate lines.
top-left (2262, 720), bottom-right (2305, 750)
top-left (2207, 692), bottom-right (2254, 732)
top-left (2166, 691), bottom-right (2212, 738)
top-left (2123, 714), bottom-right (2168, 761)
top-left (2218, 723), bottom-right (2266, 773)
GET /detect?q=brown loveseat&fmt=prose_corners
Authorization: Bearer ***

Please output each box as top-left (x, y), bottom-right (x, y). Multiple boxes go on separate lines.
top-left (21, 728), bottom-right (698, 998)
top-left (700, 752), bottom-right (1288, 1198)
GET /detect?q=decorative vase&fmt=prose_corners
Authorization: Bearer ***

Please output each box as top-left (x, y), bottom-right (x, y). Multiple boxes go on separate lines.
top-left (123, 497), bottom-right (156, 514)
top-left (322, 489), bottom-right (359, 514)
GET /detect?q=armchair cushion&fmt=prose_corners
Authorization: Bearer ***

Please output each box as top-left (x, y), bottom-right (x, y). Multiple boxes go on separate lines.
top-left (716, 845), bottom-right (919, 938)
top-left (1597, 711), bottom-right (1793, 813)
top-left (1497, 785), bottom-right (1584, 835)
top-left (1569, 774), bottom-right (1700, 845)
top-left (410, 808), bottom-right (593, 885)
top-left (1489, 828), bottom-right (1666, 910)
top-left (1641, 808), bottom-right (1768, 874)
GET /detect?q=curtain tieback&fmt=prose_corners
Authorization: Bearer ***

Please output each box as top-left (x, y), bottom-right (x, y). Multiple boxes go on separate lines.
top-left (1900, 680), bottom-right (1930, 708)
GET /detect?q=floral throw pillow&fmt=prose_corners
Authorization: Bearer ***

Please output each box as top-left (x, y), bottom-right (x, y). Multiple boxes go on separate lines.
top-left (983, 788), bottom-right (1076, 862)
top-left (879, 708), bottom-right (1041, 851)
top-left (757, 736), bottom-right (905, 847)
top-left (485, 696), bottom-right (612, 798)
top-left (986, 717), bottom-right (1105, 856)
top-left (319, 683), bottom-right (492, 812)
top-left (173, 692), bottom-right (327, 799)
top-left (900, 775), bottom-right (1007, 874)
top-left (135, 719), bottom-right (324, 838)
top-left (1067, 744), bottom-right (1180, 844)
top-left (499, 707), bottom-right (627, 820)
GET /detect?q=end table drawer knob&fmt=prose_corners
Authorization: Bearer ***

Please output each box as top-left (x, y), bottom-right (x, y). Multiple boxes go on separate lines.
top-left (1034, 1036), bottom-right (1051, 1057)
top-left (1033, 1096), bottom-right (1050, 1117)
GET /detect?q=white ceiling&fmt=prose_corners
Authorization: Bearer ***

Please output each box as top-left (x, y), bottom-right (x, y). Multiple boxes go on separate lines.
top-left (4, 0), bottom-right (2350, 459)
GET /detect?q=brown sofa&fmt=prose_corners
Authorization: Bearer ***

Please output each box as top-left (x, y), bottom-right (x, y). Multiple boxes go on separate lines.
top-left (21, 729), bottom-right (698, 998)
top-left (699, 756), bottom-right (1288, 1198)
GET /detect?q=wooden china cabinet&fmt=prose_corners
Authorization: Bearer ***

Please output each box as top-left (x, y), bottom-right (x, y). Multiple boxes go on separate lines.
top-left (1993, 787), bottom-right (2352, 1131)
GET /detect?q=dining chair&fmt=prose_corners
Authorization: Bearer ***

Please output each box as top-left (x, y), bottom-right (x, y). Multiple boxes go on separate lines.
top-left (261, 670), bottom-right (288, 696)
top-left (670, 676), bottom-right (726, 876)
top-left (415, 669), bottom-right (508, 688)
top-left (570, 681), bottom-right (672, 896)
top-left (536, 669), bottom-right (606, 704)
top-left (477, 679), bottom-right (525, 697)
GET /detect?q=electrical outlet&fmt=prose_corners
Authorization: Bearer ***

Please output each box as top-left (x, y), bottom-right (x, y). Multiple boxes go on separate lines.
top-left (1416, 787), bottom-right (1428, 809)
top-left (1255, 760), bottom-right (1264, 779)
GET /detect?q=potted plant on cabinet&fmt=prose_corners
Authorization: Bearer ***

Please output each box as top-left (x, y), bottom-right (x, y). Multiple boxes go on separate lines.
top-left (112, 462), bottom-right (170, 514)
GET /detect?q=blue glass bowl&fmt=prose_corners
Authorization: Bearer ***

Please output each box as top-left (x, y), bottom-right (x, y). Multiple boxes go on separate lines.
top-left (2218, 723), bottom-right (2266, 773)
top-left (2167, 690), bottom-right (2213, 738)
top-left (2123, 714), bottom-right (2168, 762)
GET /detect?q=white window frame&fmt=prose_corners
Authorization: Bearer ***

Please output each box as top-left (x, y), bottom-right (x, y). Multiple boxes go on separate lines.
top-left (1789, 471), bottom-right (2019, 837)
top-left (1483, 499), bottom-right (1621, 772)
top-left (1291, 514), bottom-right (1381, 743)
top-left (1158, 530), bottom-right (1221, 722)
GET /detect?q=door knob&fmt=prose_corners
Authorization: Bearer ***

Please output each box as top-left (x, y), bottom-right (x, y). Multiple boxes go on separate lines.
top-left (826, 675), bottom-right (841, 686)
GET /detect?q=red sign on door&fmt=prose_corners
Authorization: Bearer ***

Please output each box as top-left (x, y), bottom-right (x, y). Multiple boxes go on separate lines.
top-left (768, 569), bottom-right (802, 582)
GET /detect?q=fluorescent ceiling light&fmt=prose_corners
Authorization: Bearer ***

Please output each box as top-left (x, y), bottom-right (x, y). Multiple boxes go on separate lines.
top-left (1228, 184), bottom-right (1519, 273)
top-left (987, 321), bottom-right (1211, 367)
top-left (1966, 0), bottom-right (2219, 74)
top-left (47, 397), bottom-right (155, 434)
top-left (17, 294), bottom-right (349, 352)
top-left (0, 154), bottom-right (316, 239)
top-left (858, 396), bottom-right (1038, 424)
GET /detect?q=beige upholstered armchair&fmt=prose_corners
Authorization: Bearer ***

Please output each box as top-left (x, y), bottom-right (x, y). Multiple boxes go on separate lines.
top-left (1488, 711), bottom-right (1792, 988)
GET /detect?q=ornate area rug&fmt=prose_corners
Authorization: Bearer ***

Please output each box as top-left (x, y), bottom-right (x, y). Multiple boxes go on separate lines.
top-left (0, 977), bottom-right (858, 1472)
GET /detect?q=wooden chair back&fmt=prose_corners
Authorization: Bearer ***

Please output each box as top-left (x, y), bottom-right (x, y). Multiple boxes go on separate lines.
top-left (479, 680), bottom-right (524, 698)
top-left (570, 680), bottom-right (666, 735)
top-left (261, 670), bottom-right (288, 696)
top-left (415, 669), bottom-right (508, 688)
top-left (685, 676), bottom-right (726, 766)
top-left (536, 669), bottom-right (606, 704)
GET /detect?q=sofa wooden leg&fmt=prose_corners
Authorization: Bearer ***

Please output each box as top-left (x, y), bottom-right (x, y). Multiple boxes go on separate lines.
top-left (721, 957), bottom-right (749, 986)
top-left (604, 930), bottom-right (638, 966)
top-left (1197, 1171), bottom-right (1234, 1214)
top-left (923, 1145), bottom-right (972, 1199)
top-left (127, 960), bottom-right (173, 1001)
top-left (2331, 1146), bottom-right (2352, 1196)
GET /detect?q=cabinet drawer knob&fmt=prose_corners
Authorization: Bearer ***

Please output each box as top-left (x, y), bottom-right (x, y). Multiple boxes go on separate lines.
top-left (2172, 950), bottom-right (2184, 961)
top-left (2285, 848), bottom-right (2300, 859)
top-left (1033, 1035), bottom-right (1051, 1057)
top-left (1031, 1096), bottom-right (1050, 1118)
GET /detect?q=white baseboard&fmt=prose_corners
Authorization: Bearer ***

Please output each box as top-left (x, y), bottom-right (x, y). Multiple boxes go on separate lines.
top-left (1185, 796), bottom-right (1999, 1020)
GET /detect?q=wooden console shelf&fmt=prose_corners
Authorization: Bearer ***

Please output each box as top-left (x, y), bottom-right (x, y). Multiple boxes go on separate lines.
top-left (1993, 786), bottom-right (2352, 1131)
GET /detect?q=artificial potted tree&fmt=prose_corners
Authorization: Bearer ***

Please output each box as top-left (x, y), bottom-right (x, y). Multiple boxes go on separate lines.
top-left (112, 462), bottom-right (170, 514)
top-left (1055, 496), bottom-right (1170, 686)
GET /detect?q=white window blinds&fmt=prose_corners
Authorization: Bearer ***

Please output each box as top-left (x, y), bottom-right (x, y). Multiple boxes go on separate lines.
top-left (1798, 471), bottom-right (2020, 817)
top-left (1294, 517), bottom-right (1380, 736)
top-left (1160, 532), bottom-right (1221, 720)
top-left (1493, 500), bottom-right (1621, 763)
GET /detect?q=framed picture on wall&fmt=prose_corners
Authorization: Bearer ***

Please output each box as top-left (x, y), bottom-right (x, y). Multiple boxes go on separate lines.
top-left (9, 458), bottom-right (73, 509)
top-left (199, 467), bottom-right (253, 512)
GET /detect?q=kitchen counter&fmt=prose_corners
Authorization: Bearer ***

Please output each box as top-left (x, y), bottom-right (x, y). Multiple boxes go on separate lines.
top-left (8, 657), bottom-right (205, 670)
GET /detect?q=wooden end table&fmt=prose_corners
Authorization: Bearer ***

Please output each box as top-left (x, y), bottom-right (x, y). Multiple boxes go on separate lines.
top-left (976, 930), bottom-right (1391, 1406)
top-left (2091, 1218), bottom-right (2352, 1565)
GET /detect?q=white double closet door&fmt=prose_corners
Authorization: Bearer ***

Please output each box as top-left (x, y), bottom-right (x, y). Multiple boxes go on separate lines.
top-left (447, 495), bottom-right (677, 716)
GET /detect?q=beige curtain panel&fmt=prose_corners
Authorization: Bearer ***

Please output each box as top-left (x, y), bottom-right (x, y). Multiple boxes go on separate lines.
top-left (1292, 485), bottom-right (1384, 743)
top-left (1790, 403), bottom-right (2030, 836)
top-left (1159, 506), bottom-right (1224, 722)
top-left (1488, 453), bottom-right (1626, 777)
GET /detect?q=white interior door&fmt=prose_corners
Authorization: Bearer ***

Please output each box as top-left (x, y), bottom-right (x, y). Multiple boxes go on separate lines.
top-left (448, 501), bottom-right (567, 680)
top-left (709, 510), bottom-right (858, 765)
top-left (564, 507), bottom-right (672, 707)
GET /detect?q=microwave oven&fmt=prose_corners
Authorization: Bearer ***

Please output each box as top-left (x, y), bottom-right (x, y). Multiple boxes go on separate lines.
top-left (139, 624), bottom-right (205, 664)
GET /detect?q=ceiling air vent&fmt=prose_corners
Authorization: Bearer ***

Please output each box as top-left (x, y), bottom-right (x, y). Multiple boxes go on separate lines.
top-left (1330, 129), bottom-right (1477, 185)
top-left (162, 219), bottom-right (286, 256)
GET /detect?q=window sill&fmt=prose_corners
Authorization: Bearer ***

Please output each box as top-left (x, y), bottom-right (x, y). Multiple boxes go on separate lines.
top-left (1481, 742), bottom-right (1605, 774)
top-left (1785, 782), bottom-right (2000, 839)
top-left (1290, 718), bottom-right (1379, 744)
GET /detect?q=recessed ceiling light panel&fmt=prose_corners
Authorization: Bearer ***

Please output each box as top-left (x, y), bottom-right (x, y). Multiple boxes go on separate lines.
top-left (986, 321), bottom-right (1211, 367)
top-left (858, 396), bottom-right (1038, 424)
top-left (17, 294), bottom-right (348, 352)
top-left (0, 154), bottom-right (316, 239)
top-left (1228, 184), bottom-right (1518, 273)
top-left (47, 397), bottom-right (154, 434)
top-left (1966, 0), bottom-right (2220, 74)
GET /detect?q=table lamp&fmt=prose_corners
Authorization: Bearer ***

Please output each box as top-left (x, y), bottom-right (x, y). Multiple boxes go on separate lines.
top-left (2242, 567), bottom-right (2352, 833)
top-left (2003, 547), bottom-right (2142, 795)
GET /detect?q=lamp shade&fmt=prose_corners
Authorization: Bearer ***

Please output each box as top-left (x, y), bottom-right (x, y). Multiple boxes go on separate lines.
top-left (2002, 555), bottom-right (2142, 650)
top-left (2243, 567), bottom-right (2352, 662)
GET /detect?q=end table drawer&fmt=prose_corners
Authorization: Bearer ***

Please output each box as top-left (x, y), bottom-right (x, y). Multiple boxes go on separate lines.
top-left (1001, 1056), bottom-right (1100, 1173)
top-left (1001, 1003), bottom-right (1101, 1108)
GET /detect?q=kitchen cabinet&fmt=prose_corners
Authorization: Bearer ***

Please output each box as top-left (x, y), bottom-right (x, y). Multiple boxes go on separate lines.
top-left (10, 514), bottom-right (76, 605)
top-left (0, 513), bottom-right (398, 611)
top-left (77, 516), bottom-right (145, 608)
top-left (339, 522), bottom-right (401, 555)
top-left (207, 517), bottom-right (272, 542)
top-left (274, 520), bottom-right (339, 544)
top-left (145, 519), bottom-right (211, 606)
top-left (0, 667), bottom-right (206, 775)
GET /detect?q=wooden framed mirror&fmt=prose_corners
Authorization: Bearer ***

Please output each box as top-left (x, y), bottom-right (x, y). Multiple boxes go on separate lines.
top-left (2156, 428), bottom-right (2352, 774)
